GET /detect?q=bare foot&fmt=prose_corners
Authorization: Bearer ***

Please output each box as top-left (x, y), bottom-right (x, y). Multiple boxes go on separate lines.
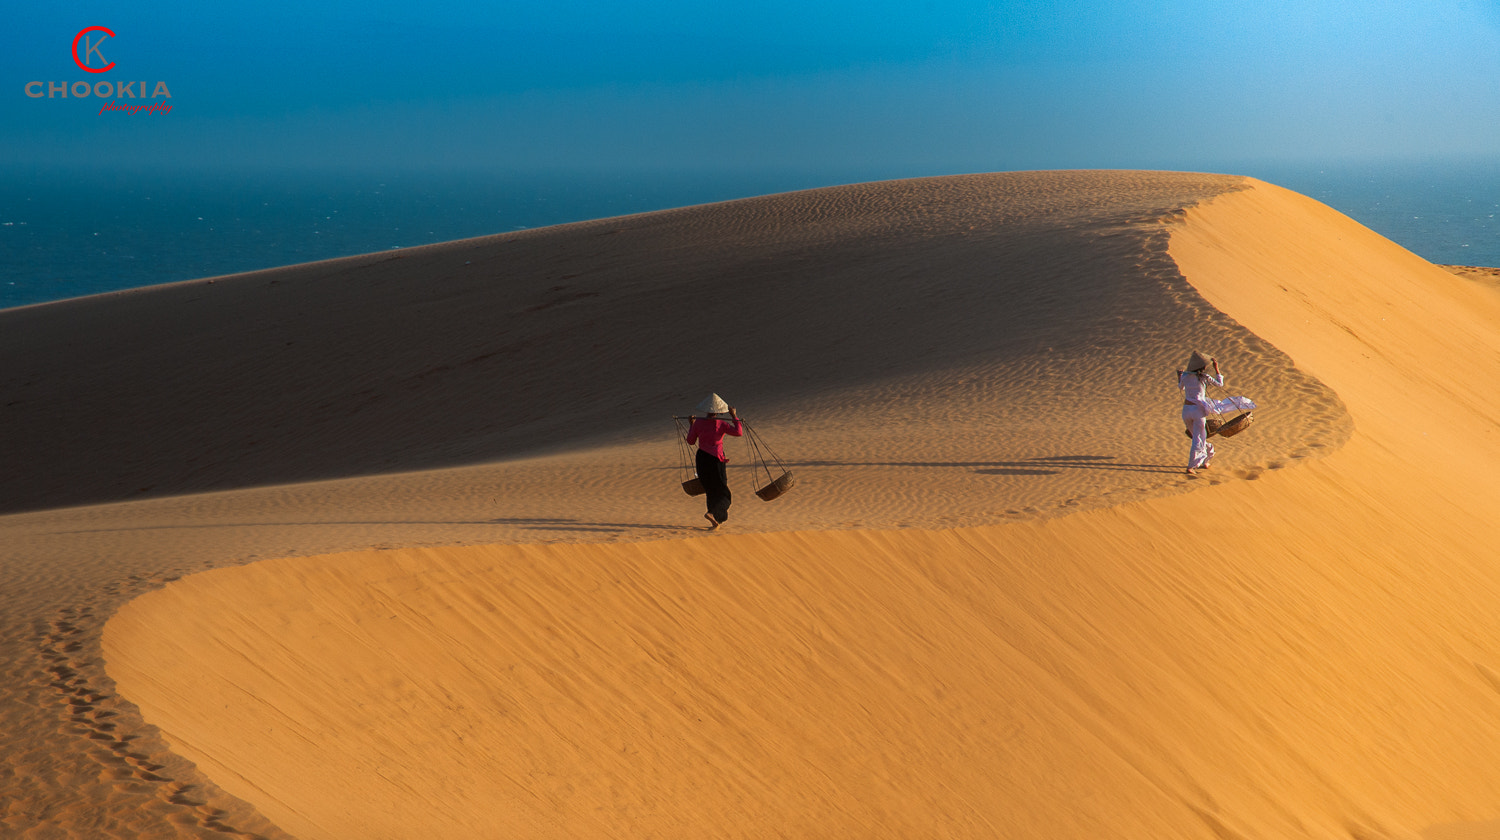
top-left (1185, 468), bottom-right (1197, 476)
top-left (704, 512), bottom-right (720, 529)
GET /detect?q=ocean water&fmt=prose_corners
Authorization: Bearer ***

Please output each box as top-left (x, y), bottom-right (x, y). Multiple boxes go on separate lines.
top-left (0, 167), bottom-right (880, 311)
top-left (3, 163), bottom-right (1499, 310)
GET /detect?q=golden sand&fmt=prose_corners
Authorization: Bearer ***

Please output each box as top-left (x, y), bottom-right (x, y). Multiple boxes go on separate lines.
top-left (3, 172), bottom-right (1499, 838)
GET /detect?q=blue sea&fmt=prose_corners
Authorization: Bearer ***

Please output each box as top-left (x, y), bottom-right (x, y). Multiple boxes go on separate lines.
top-left (3, 162), bottom-right (1499, 311)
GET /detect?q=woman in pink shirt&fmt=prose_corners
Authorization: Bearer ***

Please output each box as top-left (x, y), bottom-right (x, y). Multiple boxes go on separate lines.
top-left (685, 393), bottom-right (743, 528)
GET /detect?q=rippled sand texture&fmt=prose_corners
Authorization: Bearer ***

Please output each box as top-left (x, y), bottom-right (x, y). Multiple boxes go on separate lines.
top-left (0, 172), bottom-right (1343, 527)
top-left (5, 171), bottom-right (1290, 839)
top-left (8, 171), bottom-right (1500, 838)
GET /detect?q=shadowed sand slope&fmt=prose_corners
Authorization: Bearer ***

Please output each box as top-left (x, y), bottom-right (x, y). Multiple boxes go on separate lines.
top-left (97, 176), bottom-right (1500, 840)
top-left (0, 171), bottom-right (1344, 516)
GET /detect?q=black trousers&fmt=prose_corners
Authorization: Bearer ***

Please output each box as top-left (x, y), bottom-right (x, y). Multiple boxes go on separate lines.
top-left (696, 448), bottom-right (732, 523)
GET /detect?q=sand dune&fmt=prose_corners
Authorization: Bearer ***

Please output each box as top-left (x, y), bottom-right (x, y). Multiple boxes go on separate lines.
top-left (0, 172), bottom-right (1339, 517)
top-left (6, 172), bottom-right (1500, 838)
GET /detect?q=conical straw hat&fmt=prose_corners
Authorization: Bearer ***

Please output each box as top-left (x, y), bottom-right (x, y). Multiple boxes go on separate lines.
top-left (697, 393), bottom-right (729, 414)
top-left (1183, 351), bottom-right (1211, 372)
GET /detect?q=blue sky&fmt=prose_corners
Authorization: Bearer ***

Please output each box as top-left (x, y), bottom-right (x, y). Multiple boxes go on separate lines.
top-left (6, 0), bottom-right (1500, 175)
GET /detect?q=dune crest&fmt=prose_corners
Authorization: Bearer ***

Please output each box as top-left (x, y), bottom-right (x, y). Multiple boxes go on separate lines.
top-left (96, 174), bottom-right (1500, 839)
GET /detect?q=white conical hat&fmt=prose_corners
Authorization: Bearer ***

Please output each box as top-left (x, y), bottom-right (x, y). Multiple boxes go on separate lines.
top-left (697, 393), bottom-right (729, 414)
top-left (1183, 350), bottom-right (1211, 371)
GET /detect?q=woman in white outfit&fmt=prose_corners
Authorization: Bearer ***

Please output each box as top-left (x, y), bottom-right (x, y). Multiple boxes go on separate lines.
top-left (1179, 350), bottom-right (1224, 475)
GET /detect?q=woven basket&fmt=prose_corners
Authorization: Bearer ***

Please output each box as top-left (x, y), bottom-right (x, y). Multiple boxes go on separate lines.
top-left (755, 471), bottom-right (795, 502)
top-left (1216, 412), bottom-right (1254, 438)
top-left (681, 477), bottom-right (705, 496)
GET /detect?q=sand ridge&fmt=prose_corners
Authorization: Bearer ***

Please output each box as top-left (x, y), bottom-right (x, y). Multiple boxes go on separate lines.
top-left (6, 171), bottom-right (1500, 837)
top-left (103, 179), bottom-right (1500, 838)
top-left (9, 169), bottom-right (1302, 838)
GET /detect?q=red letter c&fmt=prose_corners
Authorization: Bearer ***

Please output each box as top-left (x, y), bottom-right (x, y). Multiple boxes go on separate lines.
top-left (72, 27), bottom-right (116, 73)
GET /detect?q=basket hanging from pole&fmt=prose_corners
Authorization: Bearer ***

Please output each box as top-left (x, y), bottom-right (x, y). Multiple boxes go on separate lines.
top-left (1215, 411), bottom-right (1254, 438)
top-left (1208, 384), bottom-right (1255, 439)
top-left (755, 471), bottom-right (796, 501)
top-left (672, 416), bottom-right (706, 496)
top-left (741, 419), bottom-right (795, 502)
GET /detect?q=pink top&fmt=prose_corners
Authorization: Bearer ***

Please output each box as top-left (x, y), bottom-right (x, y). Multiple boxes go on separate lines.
top-left (686, 417), bottom-right (743, 462)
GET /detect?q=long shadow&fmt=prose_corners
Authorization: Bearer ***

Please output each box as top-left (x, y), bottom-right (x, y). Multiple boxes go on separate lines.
top-left (664, 454), bottom-right (1178, 476)
top-left (50, 456), bottom-right (1177, 537)
top-left (487, 517), bottom-right (689, 532)
top-left (45, 518), bottom-right (690, 537)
